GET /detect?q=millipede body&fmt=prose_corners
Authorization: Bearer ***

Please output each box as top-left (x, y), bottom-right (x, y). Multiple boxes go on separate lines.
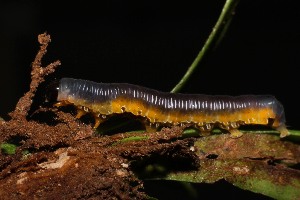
top-left (50, 78), bottom-right (289, 138)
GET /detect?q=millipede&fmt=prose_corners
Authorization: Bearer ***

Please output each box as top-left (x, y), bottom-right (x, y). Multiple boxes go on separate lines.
top-left (47, 78), bottom-right (289, 138)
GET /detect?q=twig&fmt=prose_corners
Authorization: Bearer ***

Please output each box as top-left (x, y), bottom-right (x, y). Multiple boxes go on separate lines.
top-left (9, 33), bottom-right (61, 120)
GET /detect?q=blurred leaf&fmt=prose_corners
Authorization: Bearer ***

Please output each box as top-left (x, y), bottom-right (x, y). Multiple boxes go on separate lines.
top-left (160, 133), bottom-right (300, 199)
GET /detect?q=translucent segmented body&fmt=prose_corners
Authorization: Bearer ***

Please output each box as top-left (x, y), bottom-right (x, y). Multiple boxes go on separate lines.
top-left (51, 78), bottom-right (289, 138)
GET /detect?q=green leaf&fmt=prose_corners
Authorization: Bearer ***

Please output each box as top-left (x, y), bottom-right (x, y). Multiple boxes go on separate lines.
top-left (1, 143), bottom-right (17, 155)
top-left (112, 136), bottom-right (149, 146)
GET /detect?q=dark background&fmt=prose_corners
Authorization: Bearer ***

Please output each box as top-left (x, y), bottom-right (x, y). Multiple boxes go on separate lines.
top-left (0, 1), bottom-right (299, 125)
top-left (0, 1), bottom-right (298, 199)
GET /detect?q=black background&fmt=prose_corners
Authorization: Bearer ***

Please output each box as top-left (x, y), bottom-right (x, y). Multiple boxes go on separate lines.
top-left (0, 1), bottom-right (299, 199)
top-left (0, 1), bottom-right (299, 126)
top-left (1, 0), bottom-right (299, 130)
top-left (1, 2), bottom-right (299, 119)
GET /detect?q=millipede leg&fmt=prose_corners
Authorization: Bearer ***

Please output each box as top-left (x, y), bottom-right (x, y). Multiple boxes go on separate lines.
top-left (93, 117), bottom-right (104, 129)
top-left (76, 109), bottom-right (87, 119)
top-left (276, 125), bottom-right (290, 138)
top-left (199, 124), bottom-right (213, 136)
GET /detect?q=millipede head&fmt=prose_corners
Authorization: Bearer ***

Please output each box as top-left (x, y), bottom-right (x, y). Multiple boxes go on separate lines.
top-left (45, 79), bottom-right (60, 103)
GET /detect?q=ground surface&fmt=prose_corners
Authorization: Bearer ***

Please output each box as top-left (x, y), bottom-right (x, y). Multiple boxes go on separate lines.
top-left (0, 115), bottom-right (197, 199)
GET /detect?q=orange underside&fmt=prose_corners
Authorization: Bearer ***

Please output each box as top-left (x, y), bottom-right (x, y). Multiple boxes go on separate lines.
top-left (57, 96), bottom-right (288, 137)
top-left (109, 98), bottom-right (275, 126)
top-left (65, 97), bottom-right (276, 127)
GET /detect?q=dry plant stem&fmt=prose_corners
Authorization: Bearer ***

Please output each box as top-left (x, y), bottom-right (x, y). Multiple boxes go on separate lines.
top-left (9, 33), bottom-right (61, 120)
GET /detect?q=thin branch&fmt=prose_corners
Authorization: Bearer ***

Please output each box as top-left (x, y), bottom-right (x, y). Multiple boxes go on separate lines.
top-left (171, 0), bottom-right (240, 93)
top-left (9, 33), bottom-right (61, 120)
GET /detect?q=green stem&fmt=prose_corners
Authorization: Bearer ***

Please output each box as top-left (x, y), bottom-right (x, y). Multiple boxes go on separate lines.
top-left (171, 0), bottom-right (240, 93)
